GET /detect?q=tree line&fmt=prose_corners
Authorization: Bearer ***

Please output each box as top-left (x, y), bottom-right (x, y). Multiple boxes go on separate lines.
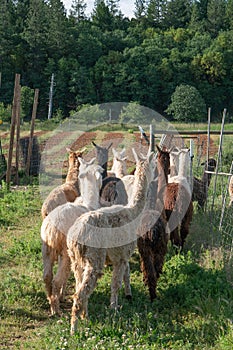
top-left (0, 0), bottom-right (233, 122)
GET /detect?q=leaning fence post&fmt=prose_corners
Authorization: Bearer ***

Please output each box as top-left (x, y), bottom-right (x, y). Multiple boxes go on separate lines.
top-left (219, 161), bottom-right (233, 231)
top-left (211, 108), bottom-right (227, 213)
top-left (26, 88), bottom-right (39, 177)
top-left (6, 73), bottom-right (21, 188)
top-left (15, 84), bottom-right (21, 185)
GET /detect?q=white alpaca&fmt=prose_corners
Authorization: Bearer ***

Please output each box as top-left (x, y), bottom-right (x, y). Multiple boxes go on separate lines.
top-left (41, 148), bottom-right (85, 219)
top-left (109, 148), bottom-right (127, 178)
top-left (169, 148), bottom-right (181, 178)
top-left (168, 148), bottom-right (192, 197)
top-left (67, 153), bottom-right (155, 334)
top-left (41, 157), bottom-right (103, 315)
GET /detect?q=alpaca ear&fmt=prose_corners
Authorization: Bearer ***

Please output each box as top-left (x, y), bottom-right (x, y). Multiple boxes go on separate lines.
top-left (120, 148), bottom-right (126, 156)
top-left (112, 148), bottom-right (117, 157)
top-left (156, 144), bottom-right (161, 153)
top-left (78, 157), bottom-right (84, 165)
top-left (108, 142), bottom-right (113, 150)
top-left (89, 157), bottom-right (96, 165)
top-left (148, 152), bottom-right (155, 163)
top-left (77, 147), bottom-right (87, 156)
top-left (92, 141), bottom-right (101, 149)
top-left (132, 148), bottom-right (139, 162)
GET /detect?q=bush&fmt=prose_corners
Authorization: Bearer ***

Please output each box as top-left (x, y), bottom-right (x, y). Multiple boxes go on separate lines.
top-left (0, 102), bottom-right (12, 123)
top-left (166, 84), bottom-right (207, 122)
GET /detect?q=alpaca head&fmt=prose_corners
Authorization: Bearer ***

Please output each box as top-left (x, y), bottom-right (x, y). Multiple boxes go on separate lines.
top-left (133, 150), bottom-right (156, 184)
top-left (78, 157), bottom-right (104, 194)
top-left (66, 147), bottom-right (86, 169)
top-left (111, 148), bottom-right (128, 176)
top-left (156, 145), bottom-right (170, 176)
top-left (92, 141), bottom-right (112, 166)
top-left (204, 158), bottom-right (216, 172)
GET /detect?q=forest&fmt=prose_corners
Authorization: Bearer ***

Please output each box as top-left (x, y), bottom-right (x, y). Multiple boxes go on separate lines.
top-left (1, 0), bottom-right (233, 121)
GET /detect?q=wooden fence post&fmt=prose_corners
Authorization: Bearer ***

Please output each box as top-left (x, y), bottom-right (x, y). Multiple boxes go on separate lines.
top-left (6, 73), bottom-right (21, 188)
top-left (26, 88), bottom-right (39, 176)
top-left (15, 84), bottom-right (21, 185)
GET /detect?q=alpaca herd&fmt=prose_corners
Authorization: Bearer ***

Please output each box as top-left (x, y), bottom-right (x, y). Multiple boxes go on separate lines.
top-left (40, 139), bottom-right (216, 334)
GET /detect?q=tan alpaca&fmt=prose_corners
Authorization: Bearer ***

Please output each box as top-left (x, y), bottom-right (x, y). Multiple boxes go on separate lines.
top-left (41, 158), bottom-right (103, 315)
top-left (41, 148), bottom-right (86, 219)
top-left (67, 153), bottom-right (155, 334)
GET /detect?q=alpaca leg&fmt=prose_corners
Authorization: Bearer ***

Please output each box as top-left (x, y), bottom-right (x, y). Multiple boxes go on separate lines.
top-left (42, 243), bottom-right (54, 309)
top-left (110, 260), bottom-right (127, 309)
top-left (123, 262), bottom-right (132, 300)
top-left (71, 265), bottom-right (101, 334)
top-left (170, 227), bottom-right (182, 249)
top-left (71, 249), bottom-right (106, 335)
top-left (140, 251), bottom-right (157, 302)
top-left (51, 251), bottom-right (71, 315)
top-left (180, 202), bottom-right (193, 249)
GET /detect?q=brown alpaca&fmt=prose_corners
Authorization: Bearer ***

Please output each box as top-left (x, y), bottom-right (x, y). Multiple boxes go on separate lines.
top-left (41, 148), bottom-right (85, 219)
top-left (156, 145), bottom-right (193, 250)
top-left (137, 149), bottom-right (169, 301)
top-left (192, 158), bottom-right (216, 209)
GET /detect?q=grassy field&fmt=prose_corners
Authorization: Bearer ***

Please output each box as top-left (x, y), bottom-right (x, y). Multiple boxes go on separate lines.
top-left (0, 121), bottom-right (233, 349)
top-left (0, 183), bottom-right (233, 349)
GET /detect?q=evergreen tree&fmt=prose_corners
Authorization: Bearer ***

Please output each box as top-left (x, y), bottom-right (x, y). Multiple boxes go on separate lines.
top-left (106, 0), bottom-right (120, 15)
top-left (147, 0), bottom-right (167, 27)
top-left (92, 0), bottom-right (114, 30)
top-left (46, 0), bottom-right (69, 55)
top-left (70, 0), bottom-right (87, 21)
top-left (163, 0), bottom-right (192, 29)
top-left (134, 0), bottom-right (147, 19)
top-left (207, 0), bottom-right (227, 36)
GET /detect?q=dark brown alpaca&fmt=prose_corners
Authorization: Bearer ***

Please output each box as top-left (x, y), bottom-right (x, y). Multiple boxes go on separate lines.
top-left (137, 148), bottom-right (169, 302)
top-left (156, 145), bottom-right (193, 250)
top-left (192, 158), bottom-right (216, 209)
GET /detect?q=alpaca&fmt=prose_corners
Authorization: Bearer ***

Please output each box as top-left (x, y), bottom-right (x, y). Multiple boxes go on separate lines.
top-left (156, 145), bottom-right (193, 250)
top-left (41, 148), bottom-right (85, 219)
top-left (92, 141), bottom-right (112, 179)
top-left (67, 153), bottom-right (155, 334)
top-left (41, 157), bottom-right (103, 315)
top-left (109, 148), bottom-right (127, 178)
top-left (192, 158), bottom-right (216, 209)
top-left (168, 148), bottom-right (182, 178)
top-left (229, 175), bottom-right (233, 207)
top-left (137, 149), bottom-right (168, 302)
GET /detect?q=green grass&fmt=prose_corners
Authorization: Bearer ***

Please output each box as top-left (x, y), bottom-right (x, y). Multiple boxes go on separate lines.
top-left (0, 183), bottom-right (232, 349)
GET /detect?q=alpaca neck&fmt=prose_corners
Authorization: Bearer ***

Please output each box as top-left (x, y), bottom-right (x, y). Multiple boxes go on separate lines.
top-left (177, 152), bottom-right (189, 177)
top-left (201, 171), bottom-right (212, 189)
top-left (170, 154), bottom-right (179, 177)
top-left (157, 161), bottom-right (168, 194)
top-left (111, 160), bottom-right (126, 178)
top-left (66, 166), bottom-right (79, 188)
top-left (128, 161), bottom-right (150, 211)
top-left (101, 162), bottom-right (108, 179)
top-left (80, 178), bottom-right (100, 210)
